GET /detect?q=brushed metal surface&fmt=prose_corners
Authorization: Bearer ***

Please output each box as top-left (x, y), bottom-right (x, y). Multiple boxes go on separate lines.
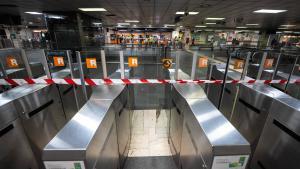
top-left (15, 84), bottom-right (66, 168)
top-left (90, 85), bottom-right (126, 100)
top-left (172, 83), bottom-right (207, 99)
top-left (0, 119), bottom-right (39, 169)
top-left (116, 106), bottom-right (131, 168)
top-left (43, 85), bottom-right (126, 169)
top-left (173, 84), bottom-right (250, 169)
top-left (251, 96), bottom-right (300, 169)
top-left (231, 83), bottom-right (288, 156)
top-left (0, 99), bottom-right (17, 129)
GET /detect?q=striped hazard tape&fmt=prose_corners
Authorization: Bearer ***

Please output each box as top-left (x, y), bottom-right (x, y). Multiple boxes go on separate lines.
top-left (0, 78), bottom-right (299, 86)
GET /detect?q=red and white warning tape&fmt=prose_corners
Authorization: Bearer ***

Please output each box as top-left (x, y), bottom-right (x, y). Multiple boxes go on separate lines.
top-left (0, 78), bottom-right (299, 86)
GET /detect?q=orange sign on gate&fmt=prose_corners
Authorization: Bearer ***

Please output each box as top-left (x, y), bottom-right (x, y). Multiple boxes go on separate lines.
top-left (53, 56), bottom-right (65, 67)
top-left (128, 57), bottom-right (138, 67)
top-left (6, 56), bottom-right (19, 68)
top-left (86, 58), bottom-right (97, 69)
top-left (234, 59), bottom-right (244, 69)
top-left (198, 56), bottom-right (208, 68)
top-left (264, 59), bottom-right (274, 69)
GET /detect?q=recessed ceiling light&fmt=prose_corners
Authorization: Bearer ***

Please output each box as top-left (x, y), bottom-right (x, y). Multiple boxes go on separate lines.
top-left (205, 23), bottom-right (216, 25)
top-left (205, 18), bottom-right (225, 20)
top-left (246, 24), bottom-right (259, 26)
top-left (280, 24), bottom-right (296, 27)
top-left (47, 15), bottom-right (64, 19)
top-left (176, 11), bottom-right (185, 15)
top-left (236, 27), bottom-right (248, 29)
top-left (195, 25), bottom-right (207, 28)
top-left (189, 12), bottom-right (199, 15)
top-left (25, 12), bottom-right (43, 15)
top-left (78, 8), bottom-right (107, 11)
top-left (164, 24), bottom-right (175, 27)
top-left (125, 20), bottom-right (139, 23)
top-left (253, 9), bottom-right (287, 13)
top-left (179, 26), bottom-right (183, 28)
top-left (117, 23), bottom-right (130, 25)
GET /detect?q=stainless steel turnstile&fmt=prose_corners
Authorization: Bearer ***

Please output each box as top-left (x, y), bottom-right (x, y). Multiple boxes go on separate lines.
top-left (230, 84), bottom-right (288, 157)
top-left (43, 85), bottom-right (128, 169)
top-left (172, 84), bottom-right (251, 169)
top-left (0, 84), bottom-right (66, 169)
top-left (250, 96), bottom-right (300, 169)
top-left (207, 64), bottom-right (253, 119)
top-left (0, 99), bottom-right (38, 169)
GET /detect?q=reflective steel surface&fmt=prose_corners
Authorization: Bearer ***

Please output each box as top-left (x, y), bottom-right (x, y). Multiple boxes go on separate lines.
top-left (251, 96), bottom-right (300, 169)
top-left (231, 83), bottom-right (287, 156)
top-left (43, 85), bottom-right (126, 169)
top-left (172, 83), bottom-right (250, 169)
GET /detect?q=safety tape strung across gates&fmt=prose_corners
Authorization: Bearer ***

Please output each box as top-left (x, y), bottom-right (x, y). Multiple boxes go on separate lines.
top-left (0, 78), bottom-right (299, 86)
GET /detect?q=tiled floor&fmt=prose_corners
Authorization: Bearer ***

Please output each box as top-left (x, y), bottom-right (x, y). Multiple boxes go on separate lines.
top-left (123, 109), bottom-right (178, 169)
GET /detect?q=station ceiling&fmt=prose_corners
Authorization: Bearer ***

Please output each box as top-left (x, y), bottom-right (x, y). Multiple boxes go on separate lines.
top-left (0, 0), bottom-right (300, 30)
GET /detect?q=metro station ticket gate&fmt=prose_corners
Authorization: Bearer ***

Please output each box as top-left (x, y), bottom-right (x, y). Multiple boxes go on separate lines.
top-left (43, 84), bottom-right (251, 169)
top-left (206, 62), bottom-right (300, 169)
top-left (0, 84), bottom-right (67, 169)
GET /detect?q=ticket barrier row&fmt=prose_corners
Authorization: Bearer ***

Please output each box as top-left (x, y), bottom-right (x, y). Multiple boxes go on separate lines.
top-left (0, 84), bottom-right (67, 169)
top-left (170, 84), bottom-right (250, 169)
top-left (43, 85), bottom-right (130, 169)
top-left (207, 64), bottom-right (300, 169)
top-left (42, 84), bottom-right (251, 169)
top-left (247, 63), bottom-right (300, 99)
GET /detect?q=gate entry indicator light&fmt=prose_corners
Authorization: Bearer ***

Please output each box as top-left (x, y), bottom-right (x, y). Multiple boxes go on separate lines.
top-left (128, 57), bottom-right (138, 67)
top-left (162, 59), bottom-right (172, 69)
top-left (86, 58), bottom-right (97, 69)
top-left (53, 56), bottom-right (65, 67)
top-left (264, 58), bottom-right (274, 69)
top-left (234, 59), bottom-right (244, 69)
top-left (6, 56), bottom-right (19, 68)
top-left (198, 56), bottom-right (208, 68)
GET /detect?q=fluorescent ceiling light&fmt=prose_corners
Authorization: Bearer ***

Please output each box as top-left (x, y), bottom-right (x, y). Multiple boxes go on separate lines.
top-left (125, 20), bottom-right (139, 23)
top-left (281, 24), bottom-right (296, 27)
top-left (276, 31), bottom-right (283, 34)
top-left (205, 18), bottom-right (225, 20)
top-left (78, 8), bottom-right (107, 11)
top-left (25, 12), bottom-right (43, 15)
top-left (176, 11), bottom-right (185, 15)
top-left (236, 27), bottom-right (248, 29)
top-left (189, 12), bottom-right (199, 15)
top-left (195, 25), bottom-right (207, 28)
top-left (164, 24), bottom-right (175, 26)
top-left (246, 23), bottom-right (259, 26)
top-left (93, 22), bottom-right (102, 25)
top-left (179, 26), bottom-right (183, 28)
top-left (253, 9), bottom-right (287, 13)
top-left (278, 27), bottom-right (288, 29)
top-left (133, 25), bottom-right (137, 27)
top-left (283, 31), bottom-right (293, 33)
top-left (205, 23), bottom-right (216, 25)
top-left (117, 23), bottom-right (130, 25)
top-left (47, 15), bottom-right (64, 19)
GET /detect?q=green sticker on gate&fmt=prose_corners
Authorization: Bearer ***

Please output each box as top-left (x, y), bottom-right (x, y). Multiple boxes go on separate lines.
top-left (74, 162), bottom-right (82, 169)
